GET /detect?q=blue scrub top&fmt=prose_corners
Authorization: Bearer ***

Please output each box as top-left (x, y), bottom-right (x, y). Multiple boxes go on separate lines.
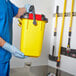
top-left (0, 0), bottom-right (18, 63)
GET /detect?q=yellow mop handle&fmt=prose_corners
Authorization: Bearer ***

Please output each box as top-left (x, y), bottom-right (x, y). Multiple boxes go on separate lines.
top-left (54, 6), bottom-right (59, 32)
top-left (54, 14), bottom-right (58, 32)
top-left (67, 0), bottom-right (74, 49)
top-left (57, 0), bottom-right (67, 63)
top-left (69, 0), bottom-right (74, 32)
top-left (52, 6), bottom-right (59, 56)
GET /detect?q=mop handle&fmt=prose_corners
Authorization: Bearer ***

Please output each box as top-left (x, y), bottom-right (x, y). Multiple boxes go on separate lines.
top-left (67, 0), bottom-right (74, 49)
top-left (54, 6), bottom-right (59, 35)
top-left (57, 0), bottom-right (67, 67)
top-left (52, 6), bottom-right (59, 56)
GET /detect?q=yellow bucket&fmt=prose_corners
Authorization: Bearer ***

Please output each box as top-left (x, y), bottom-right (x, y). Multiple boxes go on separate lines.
top-left (18, 14), bottom-right (48, 57)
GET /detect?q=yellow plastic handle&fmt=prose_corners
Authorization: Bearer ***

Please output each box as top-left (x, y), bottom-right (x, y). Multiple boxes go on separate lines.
top-left (18, 19), bottom-right (22, 28)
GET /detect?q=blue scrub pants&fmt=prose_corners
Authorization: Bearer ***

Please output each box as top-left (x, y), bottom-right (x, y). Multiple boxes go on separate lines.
top-left (0, 62), bottom-right (10, 76)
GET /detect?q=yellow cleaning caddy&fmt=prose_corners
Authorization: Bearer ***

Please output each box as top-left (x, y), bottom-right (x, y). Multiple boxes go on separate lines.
top-left (18, 12), bottom-right (48, 57)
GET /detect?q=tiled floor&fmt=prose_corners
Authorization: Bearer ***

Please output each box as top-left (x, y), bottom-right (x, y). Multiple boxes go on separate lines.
top-left (10, 66), bottom-right (73, 76)
top-left (10, 68), bottom-right (30, 76)
top-left (10, 66), bottom-right (48, 76)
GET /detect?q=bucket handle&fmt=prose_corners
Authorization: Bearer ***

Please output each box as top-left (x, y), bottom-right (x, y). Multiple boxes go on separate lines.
top-left (18, 19), bottom-right (22, 27)
top-left (29, 5), bottom-right (37, 25)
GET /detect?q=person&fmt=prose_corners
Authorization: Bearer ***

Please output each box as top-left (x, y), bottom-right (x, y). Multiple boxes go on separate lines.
top-left (0, 0), bottom-right (31, 76)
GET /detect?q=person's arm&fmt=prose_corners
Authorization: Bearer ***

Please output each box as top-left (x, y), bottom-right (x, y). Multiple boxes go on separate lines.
top-left (9, 1), bottom-right (27, 18)
top-left (9, 1), bottom-right (31, 18)
top-left (16, 8), bottom-right (26, 18)
top-left (16, 4), bottom-right (31, 18)
top-left (0, 37), bottom-right (27, 59)
top-left (0, 37), bottom-right (6, 47)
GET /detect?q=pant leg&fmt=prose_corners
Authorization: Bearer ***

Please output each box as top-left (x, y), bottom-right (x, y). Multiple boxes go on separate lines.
top-left (0, 62), bottom-right (10, 76)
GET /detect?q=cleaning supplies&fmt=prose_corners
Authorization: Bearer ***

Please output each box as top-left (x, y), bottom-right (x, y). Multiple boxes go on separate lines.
top-left (49, 6), bottom-right (59, 61)
top-left (57, 0), bottom-right (67, 67)
top-left (61, 0), bottom-right (75, 58)
top-left (56, 0), bottom-right (67, 76)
